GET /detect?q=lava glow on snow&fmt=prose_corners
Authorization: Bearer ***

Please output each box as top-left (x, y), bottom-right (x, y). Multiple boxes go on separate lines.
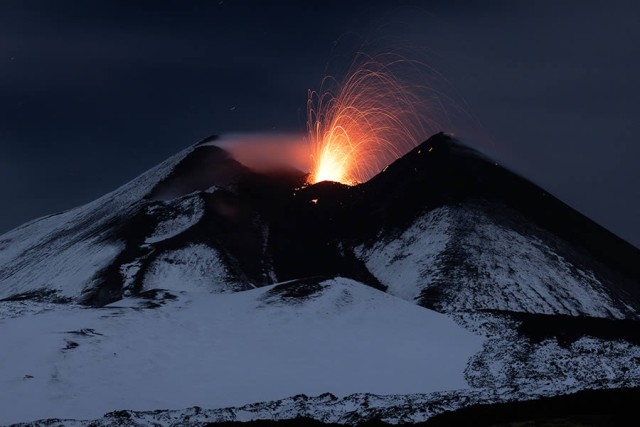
top-left (307, 54), bottom-right (432, 185)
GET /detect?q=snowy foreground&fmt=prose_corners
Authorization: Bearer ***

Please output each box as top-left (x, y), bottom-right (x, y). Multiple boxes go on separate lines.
top-left (4, 278), bottom-right (640, 426)
top-left (0, 278), bottom-right (483, 425)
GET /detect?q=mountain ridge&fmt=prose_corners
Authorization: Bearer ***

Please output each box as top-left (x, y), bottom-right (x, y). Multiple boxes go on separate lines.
top-left (1, 132), bottom-right (640, 425)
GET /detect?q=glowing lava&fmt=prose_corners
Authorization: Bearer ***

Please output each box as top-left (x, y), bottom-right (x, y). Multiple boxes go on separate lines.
top-left (307, 53), bottom-right (432, 185)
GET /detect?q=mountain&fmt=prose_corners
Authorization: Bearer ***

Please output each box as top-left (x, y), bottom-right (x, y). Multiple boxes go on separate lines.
top-left (1, 133), bottom-right (639, 426)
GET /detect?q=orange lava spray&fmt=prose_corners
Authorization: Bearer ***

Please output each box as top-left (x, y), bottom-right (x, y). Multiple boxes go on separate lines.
top-left (307, 52), bottom-right (438, 185)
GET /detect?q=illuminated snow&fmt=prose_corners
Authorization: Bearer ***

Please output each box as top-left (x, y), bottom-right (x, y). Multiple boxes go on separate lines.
top-left (0, 277), bottom-right (483, 425)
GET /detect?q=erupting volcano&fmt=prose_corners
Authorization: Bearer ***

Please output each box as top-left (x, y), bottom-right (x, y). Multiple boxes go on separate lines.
top-left (306, 53), bottom-right (436, 185)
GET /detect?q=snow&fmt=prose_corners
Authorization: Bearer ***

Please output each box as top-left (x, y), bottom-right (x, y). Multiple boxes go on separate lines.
top-left (355, 207), bottom-right (451, 302)
top-left (457, 219), bottom-right (625, 317)
top-left (16, 390), bottom-right (493, 426)
top-left (457, 311), bottom-right (640, 399)
top-left (0, 145), bottom-right (195, 301)
top-left (142, 243), bottom-right (240, 293)
top-left (0, 277), bottom-right (483, 425)
top-left (357, 204), bottom-right (630, 318)
top-left (2, 139), bottom-right (639, 425)
top-left (145, 195), bottom-right (205, 244)
top-left (0, 236), bottom-right (123, 300)
top-left (17, 334), bottom-right (640, 427)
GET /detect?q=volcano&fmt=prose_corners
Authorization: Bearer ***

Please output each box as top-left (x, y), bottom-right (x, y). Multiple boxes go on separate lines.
top-left (1, 133), bottom-right (639, 426)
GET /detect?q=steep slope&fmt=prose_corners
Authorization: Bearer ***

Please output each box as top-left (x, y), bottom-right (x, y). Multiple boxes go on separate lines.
top-left (2, 132), bottom-right (640, 426)
top-left (342, 133), bottom-right (640, 319)
top-left (0, 145), bottom-right (190, 303)
top-left (2, 133), bottom-right (636, 317)
top-left (356, 204), bottom-right (633, 318)
top-left (0, 138), bottom-right (297, 306)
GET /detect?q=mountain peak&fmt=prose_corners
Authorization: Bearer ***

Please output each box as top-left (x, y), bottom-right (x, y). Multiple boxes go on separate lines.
top-left (0, 132), bottom-right (637, 309)
top-left (2, 132), bottom-right (640, 425)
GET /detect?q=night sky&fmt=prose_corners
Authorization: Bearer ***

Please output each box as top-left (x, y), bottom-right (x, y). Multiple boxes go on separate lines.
top-left (1, 0), bottom-right (639, 247)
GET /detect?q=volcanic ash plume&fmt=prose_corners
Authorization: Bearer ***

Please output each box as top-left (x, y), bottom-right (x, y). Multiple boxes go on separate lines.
top-left (216, 133), bottom-right (310, 174)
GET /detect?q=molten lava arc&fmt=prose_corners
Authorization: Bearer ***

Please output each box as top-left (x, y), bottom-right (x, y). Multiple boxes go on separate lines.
top-left (307, 54), bottom-right (432, 185)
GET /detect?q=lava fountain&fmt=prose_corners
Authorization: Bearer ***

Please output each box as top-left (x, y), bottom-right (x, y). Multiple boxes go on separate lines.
top-left (307, 53), bottom-right (438, 185)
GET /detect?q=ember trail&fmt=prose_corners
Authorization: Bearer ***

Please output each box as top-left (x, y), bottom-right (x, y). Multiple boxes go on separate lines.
top-left (306, 53), bottom-right (435, 185)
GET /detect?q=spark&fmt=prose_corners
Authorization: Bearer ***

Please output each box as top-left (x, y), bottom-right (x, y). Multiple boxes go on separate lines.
top-left (306, 53), bottom-right (436, 185)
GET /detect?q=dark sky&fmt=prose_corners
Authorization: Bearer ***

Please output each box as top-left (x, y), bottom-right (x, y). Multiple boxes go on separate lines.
top-left (1, 0), bottom-right (639, 248)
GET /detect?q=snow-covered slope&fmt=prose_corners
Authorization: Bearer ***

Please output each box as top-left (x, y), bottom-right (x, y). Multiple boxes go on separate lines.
top-left (0, 141), bottom-right (274, 306)
top-left (356, 204), bottom-right (634, 319)
top-left (0, 277), bottom-right (483, 425)
top-left (1, 132), bottom-right (639, 426)
top-left (0, 146), bottom-right (190, 301)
